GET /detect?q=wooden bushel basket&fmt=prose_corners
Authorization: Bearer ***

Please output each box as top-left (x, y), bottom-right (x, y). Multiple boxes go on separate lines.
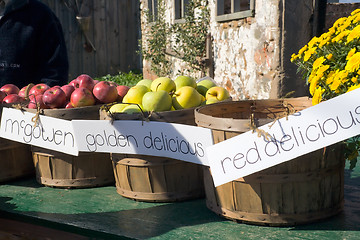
top-left (27, 105), bottom-right (115, 188)
top-left (0, 139), bottom-right (34, 183)
top-left (0, 104), bottom-right (34, 183)
top-left (101, 107), bottom-right (205, 202)
top-left (194, 97), bottom-right (345, 226)
top-left (32, 146), bottom-right (114, 188)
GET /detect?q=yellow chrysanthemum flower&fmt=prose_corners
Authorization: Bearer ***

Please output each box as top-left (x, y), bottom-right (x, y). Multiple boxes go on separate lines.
top-left (326, 70), bottom-right (337, 85)
top-left (319, 36), bottom-right (331, 48)
top-left (290, 53), bottom-right (298, 62)
top-left (298, 45), bottom-right (307, 56)
top-left (353, 14), bottom-right (360, 24)
top-left (346, 48), bottom-right (356, 60)
top-left (330, 78), bottom-right (342, 91)
top-left (346, 84), bottom-right (360, 92)
top-left (312, 56), bottom-right (326, 69)
top-left (347, 25), bottom-right (360, 43)
top-left (326, 54), bottom-right (333, 60)
top-left (332, 30), bottom-right (350, 43)
top-left (303, 47), bottom-right (317, 62)
top-left (312, 87), bottom-right (325, 105)
top-left (308, 37), bottom-right (319, 48)
top-left (345, 52), bottom-right (360, 72)
top-left (333, 17), bottom-right (346, 29)
top-left (351, 9), bottom-right (360, 16)
top-left (351, 77), bottom-right (358, 83)
top-left (309, 76), bottom-right (321, 96)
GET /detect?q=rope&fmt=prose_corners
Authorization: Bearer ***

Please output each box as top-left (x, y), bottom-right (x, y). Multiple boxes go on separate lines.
top-left (249, 100), bottom-right (296, 140)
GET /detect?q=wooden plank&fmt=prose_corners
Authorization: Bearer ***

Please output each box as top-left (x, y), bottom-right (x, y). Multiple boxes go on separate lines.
top-left (106, 0), bottom-right (120, 75)
top-left (128, 165), bottom-right (152, 193)
top-left (215, 182), bottom-right (235, 211)
top-left (93, 0), bottom-right (107, 77)
top-left (233, 181), bottom-right (263, 213)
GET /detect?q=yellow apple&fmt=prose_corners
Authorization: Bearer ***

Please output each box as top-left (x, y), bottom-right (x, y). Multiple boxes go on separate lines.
top-left (174, 75), bottom-right (196, 90)
top-left (206, 86), bottom-right (230, 101)
top-left (121, 104), bottom-right (143, 114)
top-left (109, 103), bottom-right (128, 113)
top-left (122, 85), bottom-right (150, 105)
top-left (196, 79), bottom-right (216, 96)
top-left (150, 77), bottom-right (176, 92)
top-left (142, 90), bottom-right (172, 112)
top-left (205, 98), bottom-right (220, 105)
top-left (172, 86), bottom-right (203, 110)
top-left (136, 79), bottom-right (152, 90)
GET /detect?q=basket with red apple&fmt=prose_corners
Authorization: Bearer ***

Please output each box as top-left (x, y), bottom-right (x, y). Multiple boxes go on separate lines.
top-left (100, 76), bottom-right (232, 202)
top-left (0, 74), bottom-right (127, 188)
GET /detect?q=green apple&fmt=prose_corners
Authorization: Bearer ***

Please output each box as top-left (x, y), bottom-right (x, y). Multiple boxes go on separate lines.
top-left (174, 75), bottom-right (196, 90)
top-left (150, 77), bottom-right (176, 92)
top-left (109, 103), bottom-right (128, 113)
top-left (136, 79), bottom-right (152, 90)
top-left (206, 86), bottom-right (230, 101)
top-left (121, 104), bottom-right (143, 114)
top-left (122, 85), bottom-right (150, 105)
top-left (142, 90), bottom-right (172, 112)
top-left (196, 79), bottom-right (216, 96)
top-left (172, 86), bottom-right (203, 110)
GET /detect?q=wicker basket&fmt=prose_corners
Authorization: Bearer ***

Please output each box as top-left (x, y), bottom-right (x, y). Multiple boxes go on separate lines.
top-left (195, 97), bottom-right (345, 226)
top-left (27, 105), bottom-right (114, 188)
top-left (101, 107), bottom-right (205, 202)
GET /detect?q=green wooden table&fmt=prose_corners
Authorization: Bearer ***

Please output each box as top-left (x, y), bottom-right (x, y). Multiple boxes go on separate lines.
top-left (0, 162), bottom-right (359, 240)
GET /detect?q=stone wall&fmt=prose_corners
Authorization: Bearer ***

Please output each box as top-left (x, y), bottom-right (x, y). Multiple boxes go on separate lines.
top-left (141, 0), bottom-right (317, 100)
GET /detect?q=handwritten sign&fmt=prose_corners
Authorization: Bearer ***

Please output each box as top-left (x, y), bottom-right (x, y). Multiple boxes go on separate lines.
top-left (207, 88), bottom-right (360, 187)
top-left (0, 107), bottom-right (78, 156)
top-left (72, 120), bottom-right (213, 166)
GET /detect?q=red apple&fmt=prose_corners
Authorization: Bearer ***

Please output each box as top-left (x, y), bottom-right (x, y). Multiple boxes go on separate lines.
top-left (94, 80), bottom-right (100, 85)
top-left (0, 84), bottom-right (20, 95)
top-left (70, 87), bottom-right (96, 107)
top-left (93, 81), bottom-right (118, 103)
top-left (42, 86), bottom-right (67, 108)
top-left (18, 86), bottom-right (27, 98)
top-left (109, 81), bottom-right (118, 87)
top-left (76, 74), bottom-right (95, 91)
top-left (69, 79), bottom-right (80, 88)
top-left (65, 102), bottom-right (74, 109)
top-left (116, 85), bottom-right (130, 102)
top-left (28, 94), bottom-right (49, 109)
top-left (61, 84), bottom-right (76, 101)
top-left (29, 83), bottom-right (50, 96)
top-left (2, 94), bottom-right (25, 104)
top-left (0, 91), bottom-right (7, 102)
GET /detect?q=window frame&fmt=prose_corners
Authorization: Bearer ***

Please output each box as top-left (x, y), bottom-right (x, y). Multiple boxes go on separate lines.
top-left (174, 0), bottom-right (189, 23)
top-left (147, 0), bottom-right (158, 22)
top-left (216, 0), bottom-right (255, 22)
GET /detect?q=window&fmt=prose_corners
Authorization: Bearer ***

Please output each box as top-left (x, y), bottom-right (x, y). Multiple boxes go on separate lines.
top-left (148, 0), bottom-right (158, 22)
top-left (174, 0), bottom-right (189, 21)
top-left (216, 0), bottom-right (255, 22)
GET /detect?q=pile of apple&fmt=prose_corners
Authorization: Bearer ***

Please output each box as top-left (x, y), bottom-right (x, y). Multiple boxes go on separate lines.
top-left (0, 74), bottom-right (131, 109)
top-left (109, 76), bottom-right (231, 114)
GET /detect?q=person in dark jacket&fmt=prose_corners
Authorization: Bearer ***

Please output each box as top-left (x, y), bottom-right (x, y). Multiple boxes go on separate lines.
top-left (0, 0), bottom-right (69, 88)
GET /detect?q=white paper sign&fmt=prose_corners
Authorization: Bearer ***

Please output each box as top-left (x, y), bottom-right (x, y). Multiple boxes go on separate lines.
top-left (72, 120), bottom-right (213, 166)
top-left (0, 107), bottom-right (78, 156)
top-left (207, 88), bottom-right (360, 187)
